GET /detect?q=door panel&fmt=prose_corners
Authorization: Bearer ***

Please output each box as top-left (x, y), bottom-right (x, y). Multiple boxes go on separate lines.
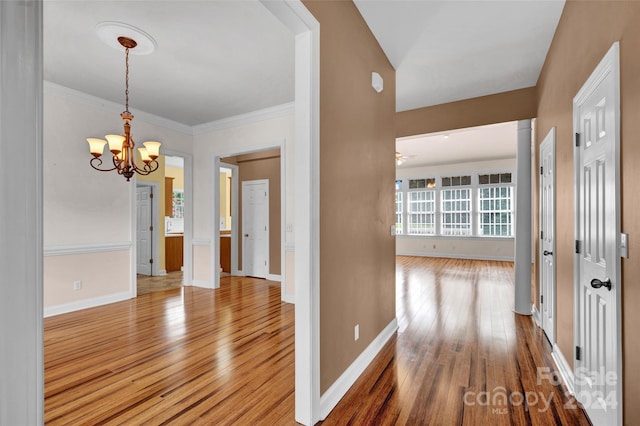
top-left (242, 180), bottom-right (269, 278)
top-left (136, 186), bottom-right (152, 276)
top-left (539, 129), bottom-right (555, 343)
top-left (574, 43), bottom-right (620, 426)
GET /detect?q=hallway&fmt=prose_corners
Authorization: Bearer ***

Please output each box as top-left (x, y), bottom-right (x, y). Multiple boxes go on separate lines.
top-left (322, 256), bottom-right (590, 425)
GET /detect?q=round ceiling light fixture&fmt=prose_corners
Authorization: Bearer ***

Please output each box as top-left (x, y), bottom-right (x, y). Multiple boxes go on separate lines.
top-left (95, 21), bottom-right (157, 55)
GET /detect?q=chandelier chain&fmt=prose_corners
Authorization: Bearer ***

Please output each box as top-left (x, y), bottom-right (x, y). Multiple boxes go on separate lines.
top-left (125, 47), bottom-right (130, 112)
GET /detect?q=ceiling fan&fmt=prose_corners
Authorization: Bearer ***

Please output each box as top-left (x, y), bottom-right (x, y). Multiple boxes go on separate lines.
top-left (395, 151), bottom-right (414, 166)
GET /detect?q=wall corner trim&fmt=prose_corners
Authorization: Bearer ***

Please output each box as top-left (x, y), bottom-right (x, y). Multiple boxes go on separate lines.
top-left (551, 343), bottom-right (575, 396)
top-left (531, 304), bottom-right (541, 327)
top-left (319, 317), bottom-right (398, 420)
top-left (44, 290), bottom-right (133, 318)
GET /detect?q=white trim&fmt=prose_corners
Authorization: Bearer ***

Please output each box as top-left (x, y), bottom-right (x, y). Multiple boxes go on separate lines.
top-left (551, 343), bottom-right (575, 396)
top-left (192, 238), bottom-right (210, 246)
top-left (260, 2), bottom-right (319, 424)
top-left (44, 81), bottom-right (193, 135)
top-left (531, 304), bottom-right (541, 327)
top-left (267, 274), bottom-right (282, 282)
top-left (319, 318), bottom-right (398, 420)
top-left (191, 279), bottom-right (215, 290)
top-left (282, 294), bottom-right (296, 304)
top-left (43, 291), bottom-right (133, 318)
top-left (44, 242), bottom-right (131, 256)
top-left (192, 102), bottom-right (294, 135)
top-left (396, 251), bottom-right (514, 262)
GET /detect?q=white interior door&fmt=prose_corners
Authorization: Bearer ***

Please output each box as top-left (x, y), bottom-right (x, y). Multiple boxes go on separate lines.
top-left (136, 186), bottom-right (153, 276)
top-left (539, 128), bottom-right (556, 344)
top-left (574, 43), bottom-right (621, 426)
top-left (242, 180), bottom-right (269, 278)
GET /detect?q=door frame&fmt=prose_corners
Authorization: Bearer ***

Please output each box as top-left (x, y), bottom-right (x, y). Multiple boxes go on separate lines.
top-left (241, 179), bottom-right (270, 279)
top-left (212, 144), bottom-right (284, 289)
top-left (573, 41), bottom-right (622, 424)
top-left (133, 181), bottom-right (160, 281)
top-left (539, 127), bottom-right (556, 344)
top-left (135, 184), bottom-right (156, 277)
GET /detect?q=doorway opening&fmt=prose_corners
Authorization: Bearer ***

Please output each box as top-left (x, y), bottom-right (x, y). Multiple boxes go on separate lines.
top-left (134, 153), bottom-right (192, 296)
top-left (216, 148), bottom-right (283, 288)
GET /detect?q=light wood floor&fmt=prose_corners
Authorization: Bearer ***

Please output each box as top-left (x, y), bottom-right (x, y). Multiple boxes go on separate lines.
top-left (136, 271), bottom-right (184, 295)
top-left (44, 257), bottom-right (591, 425)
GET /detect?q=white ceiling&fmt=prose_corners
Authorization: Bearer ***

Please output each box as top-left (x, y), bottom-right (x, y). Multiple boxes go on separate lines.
top-left (43, 1), bottom-right (295, 126)
top-left (396, 121), bottom-right (517, 168)
top-left (44, 0), bottom-right (564, 136)
top-left (354, 0), bottom-right (565, 112)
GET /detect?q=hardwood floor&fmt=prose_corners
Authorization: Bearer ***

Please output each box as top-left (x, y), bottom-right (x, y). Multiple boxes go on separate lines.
top-left (45, 276), bottom-right (294, 425)
top-left (136, 271), bottom-right (184, 296)
top-left (321, 257), bottom-right (590, 425)
top-left (44, 257), bottom-right (591, 425)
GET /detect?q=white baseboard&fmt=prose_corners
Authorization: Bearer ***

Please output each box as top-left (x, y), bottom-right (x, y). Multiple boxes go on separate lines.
top-left (551, 343), bottom-right (575, 396)
top-left (531, 304), bottom-right (541, 327)
top-left (44, 291), bottom-right (133, 317)
top-left (319, 317), bottom-right (398, 420)
top-left (158, 270), bottom-right (167, 276)
top-left (282, 293), bottom-right (295, 304)
top-left (267, 273), bottom-right (282, 282)
top-left (191, 279), bottom-right (214, 289)
top-left (396, 251), bottom-right (514, 262)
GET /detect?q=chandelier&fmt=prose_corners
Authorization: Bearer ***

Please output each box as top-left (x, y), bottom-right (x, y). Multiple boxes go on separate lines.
top-left (86, 36), bottom-right (161, 181)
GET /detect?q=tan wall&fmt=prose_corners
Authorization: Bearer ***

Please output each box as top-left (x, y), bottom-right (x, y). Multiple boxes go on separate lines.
top-left (233, 149), bottom-right (281, 276)
top-left (396, 87), bottom-right (537, 138)
top-left (535, 1), bottom-right (640, 421)
top-left (165, 165), bottom-right (184, 190)
top-left (219, 171), bottom-right (231, 229)
top-left (303, 0), bottom-right (397, 394)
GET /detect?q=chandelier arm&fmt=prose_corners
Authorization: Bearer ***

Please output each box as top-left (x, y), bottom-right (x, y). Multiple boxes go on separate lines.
top-left (89, 157), bottom-right (119, 172)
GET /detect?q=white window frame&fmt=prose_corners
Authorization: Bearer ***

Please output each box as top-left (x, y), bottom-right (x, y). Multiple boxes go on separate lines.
top-left (395, 170), bottom-right (515, 238)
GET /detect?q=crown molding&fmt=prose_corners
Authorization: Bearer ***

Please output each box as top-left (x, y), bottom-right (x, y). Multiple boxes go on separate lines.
top-left (45, 81), bottom-right (295, 137)
top-left (192, 102), bottom-right (294, 135)
top-left (44, 81), bottom-right (194, 135)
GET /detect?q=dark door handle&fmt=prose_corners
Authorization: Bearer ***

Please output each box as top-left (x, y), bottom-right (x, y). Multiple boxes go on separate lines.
top-left (543, 250), bottom-right (553, 256)
top-left (590, 278), bottom-right (612, 291)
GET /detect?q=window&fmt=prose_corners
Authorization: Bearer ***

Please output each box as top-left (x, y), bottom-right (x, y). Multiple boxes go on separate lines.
top-left (441, 188), bottom-right (472, 235)
top-left (172, 190), bottom-right (184, 219)
top-left (408, 190), bottom-right (436, 234)
top-left (395, 171), bottom-right (514, 238)
top-left (395, 180), bottom-right (403, 234)
top-left (478, 186), bottom-right (513, 236)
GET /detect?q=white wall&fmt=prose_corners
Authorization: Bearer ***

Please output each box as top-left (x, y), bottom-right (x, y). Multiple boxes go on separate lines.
top-left (396, 158), bottom-right (516, 261)
top-left (43, 82), bottom-right (193, 315)
top-left (192, 107), bottom-right (295, 298)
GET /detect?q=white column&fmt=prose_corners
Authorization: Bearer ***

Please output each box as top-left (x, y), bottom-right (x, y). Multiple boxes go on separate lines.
top-left (0, 0), bottom-right (44, 424)
top-left (514, 119), bottom-right (532, 315)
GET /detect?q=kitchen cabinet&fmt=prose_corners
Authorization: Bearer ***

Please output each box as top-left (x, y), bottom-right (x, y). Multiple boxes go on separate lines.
top-left (165, 177), bottom-right (174, 216)
top-left (165, 235), bottom-right (183, 272)
top-left (220, 235), bottom-right (231, 273)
